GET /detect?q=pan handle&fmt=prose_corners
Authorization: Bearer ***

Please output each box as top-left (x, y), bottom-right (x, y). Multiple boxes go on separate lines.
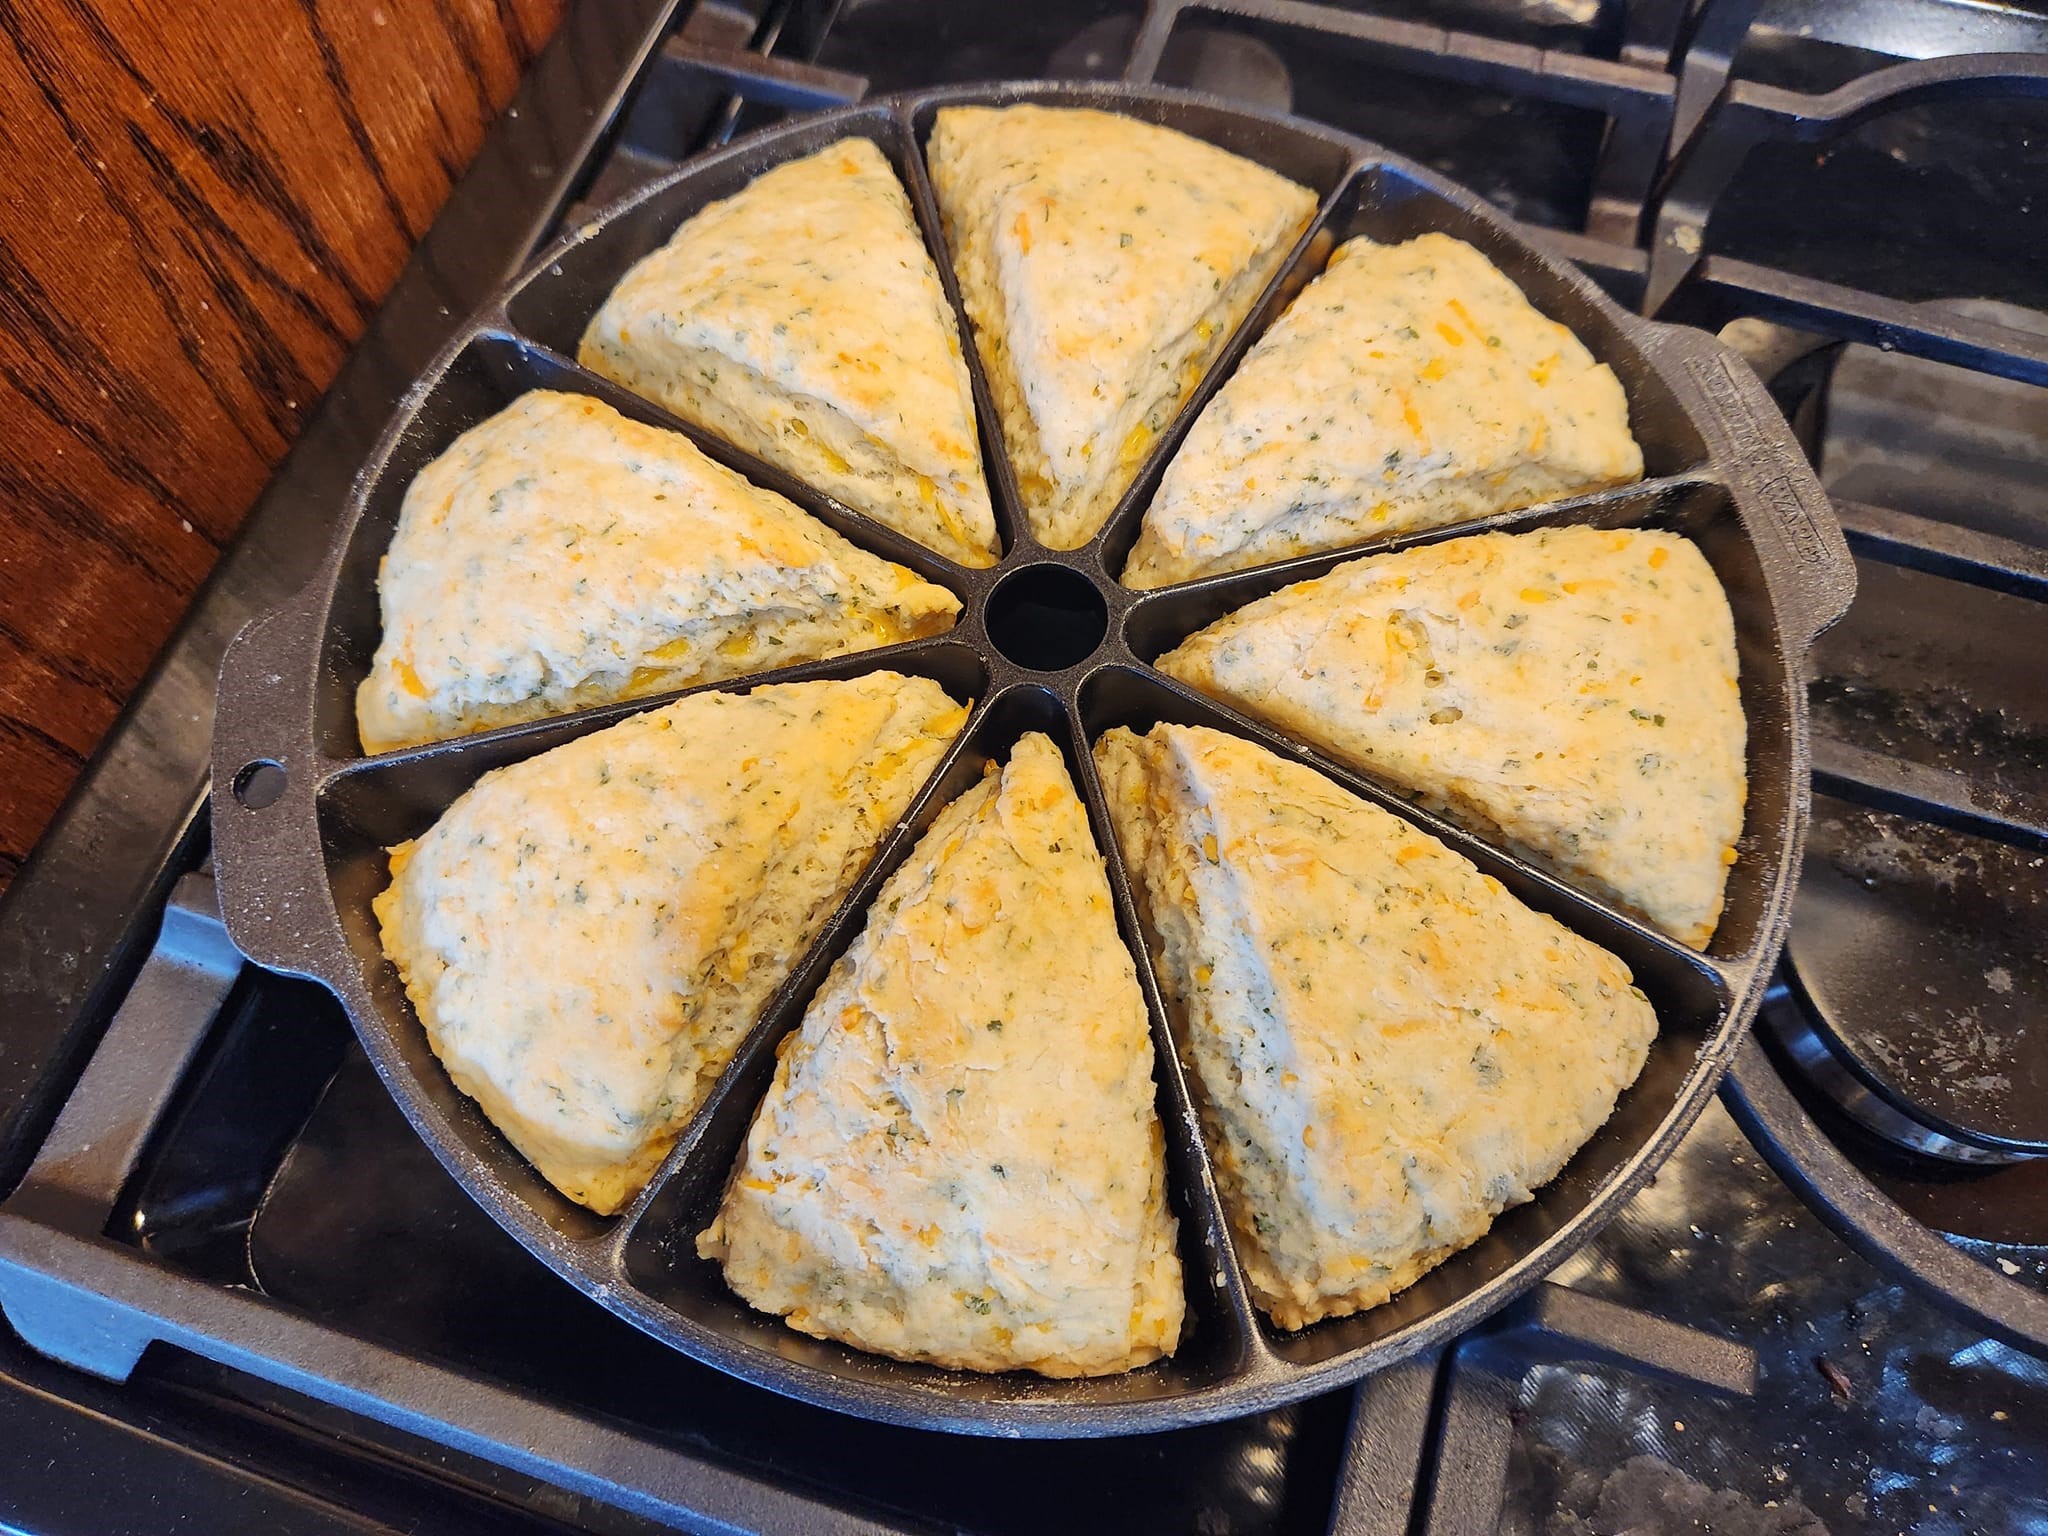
top-left (1649, 324), bottom-right (1857, 649)
top-left (209, 595), bottom-right (350, 984)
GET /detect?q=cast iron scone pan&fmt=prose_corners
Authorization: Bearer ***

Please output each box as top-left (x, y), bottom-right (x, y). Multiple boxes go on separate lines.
top-left (211, 81), bottom-right (1854, 1436)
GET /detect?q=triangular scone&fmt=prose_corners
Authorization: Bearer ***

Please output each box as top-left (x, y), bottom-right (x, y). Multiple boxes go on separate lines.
top-left (1096, 723), bottom-right (1657, 1330)
top-left (1155, 526), bottom-right (1744, 948)
top-left (927, 106), bottom-right (1317, 550)
top-left (1123, 233), bottom-right (1643, 587)
top-left (357, 392), bottom-right (961, 753)
top-left (701, 733), bottom-right (1183, 1377)
top-left (374, 674), bottom-right (968, 1215)
top-left (579, 138), bottom-right (997, 567)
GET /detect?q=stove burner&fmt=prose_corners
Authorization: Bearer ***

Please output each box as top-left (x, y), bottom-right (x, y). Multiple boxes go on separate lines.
top-left (1155, 26), bottom-right (1294, 113)
top-left (1756, 987), bottom-right (2048, 1255)
top-left (1045, 15), bottom-right (1143, 82)
top-left (1768, 801), bottom-right (2048, 1165)
top-left (1758, 311), bottom-right (2048, 1172)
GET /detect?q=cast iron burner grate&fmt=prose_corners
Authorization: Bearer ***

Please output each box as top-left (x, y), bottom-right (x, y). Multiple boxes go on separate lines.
top-left (0, 0), bottom-right (2044, 1529)
top-left (21, 867), bottom-right (2042, 1533)
top-left (3, 869), bottom-right (1759, 1533)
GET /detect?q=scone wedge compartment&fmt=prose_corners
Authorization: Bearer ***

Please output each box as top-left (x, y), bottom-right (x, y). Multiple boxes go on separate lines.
top-left (213, 83), bottom-right (1853, 1435)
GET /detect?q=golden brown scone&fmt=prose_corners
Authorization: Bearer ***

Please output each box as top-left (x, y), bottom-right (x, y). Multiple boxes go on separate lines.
top-left (701, 732), bottom-right (1183, 1377)
top-left (1123, 233), bottom-right (1643, 587)
top-left (580, 138), bottom-right (997, 566)
top-left (357, 391), bottom-right (960, 754)
top-left (1096, 723), bottom-right (1657, 1329)
top-left (927, 105), bottom-right (1317, 550)
top-left (1155, 526), bottom-right (1744, 948)
top-left (374, 674), bottom-right (969, 1215)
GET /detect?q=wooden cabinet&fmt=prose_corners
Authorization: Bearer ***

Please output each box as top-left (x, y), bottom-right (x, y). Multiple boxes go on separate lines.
top-left (0, 0), bottom-right (565, 882)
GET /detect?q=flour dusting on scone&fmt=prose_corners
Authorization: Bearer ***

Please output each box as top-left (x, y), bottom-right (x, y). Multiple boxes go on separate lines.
top-left (374, 674), bottom-right (968, 1214)
top-left (580, 138), bottom-right (997, 566)
top-left (702, 732), bottom-right (1183, 1377)
top-left (1097, 723), bottom-right (1656, 1329)
top-left (357, 391), bottom-right (960, 753)
top-left (1124, 233), bottom-right (1642, 587)
top-left (928, 105), bottom-right (1317, 550)
top-left (1156, 526), bottom-right (1744, 947)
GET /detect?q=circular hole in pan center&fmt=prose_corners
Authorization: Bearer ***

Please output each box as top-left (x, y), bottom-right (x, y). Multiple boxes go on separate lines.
top-left (984, 563), bottom-right (1109, 671)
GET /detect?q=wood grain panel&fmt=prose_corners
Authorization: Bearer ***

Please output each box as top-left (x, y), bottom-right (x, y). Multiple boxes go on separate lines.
top-left (0, 0), bottom-right (565, 883)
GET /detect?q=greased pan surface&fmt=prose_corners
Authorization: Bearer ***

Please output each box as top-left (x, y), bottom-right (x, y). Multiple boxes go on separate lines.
top-left (210, 82), bottom-right (1853, 1435)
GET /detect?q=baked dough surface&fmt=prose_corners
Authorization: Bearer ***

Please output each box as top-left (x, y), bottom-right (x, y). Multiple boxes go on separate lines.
top-left (1123, 233), bottom-right (1643, 587)
top-left (580, 137), bottom-right (998, 566)
top-left (701, 732), bottom-right (1183, 1376)
top-left (927, 105), bottom-right (1317, 550)
top-left (374, 673), bottom-right (968, 1214)
top-left (357, 391), bottom-right (960, 753)
top-left (1156, 526), bottom-right (1744, 947)
top-left (1096, 723), bottom-right (1657, 1329)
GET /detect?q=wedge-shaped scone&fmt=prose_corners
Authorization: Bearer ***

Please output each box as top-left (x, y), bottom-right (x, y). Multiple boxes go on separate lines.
top-left (579, 138), bottom-right (997, 567)
top-left (374, 674), bottom-right (968, 1215)
top-left (357, 391), bottom-right (961, 753)
top-left (1123, 233), bottom-right (1644, 587)
top-left (1156, 526), bottom-right (1744, 947)
top-left (701, 732), bottom-right (1183, 1376)
top-left (1097, 723), bottom-right (1657, 1329)
top-left (927, 105), bottom-right (1317, 550)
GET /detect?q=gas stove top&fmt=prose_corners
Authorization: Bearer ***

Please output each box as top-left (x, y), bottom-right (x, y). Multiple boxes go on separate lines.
top-left (0, 2), bottom-right (2043, 1531)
